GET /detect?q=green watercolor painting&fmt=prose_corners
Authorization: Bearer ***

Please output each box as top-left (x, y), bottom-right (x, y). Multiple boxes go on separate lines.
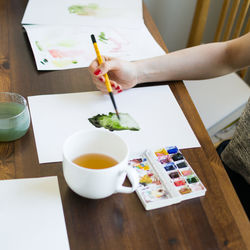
top-left (57, 40), bottom-right (77, 48)
top-left (98, 32), bottom-right (109, 44)
top-left (52, 59), bottom-right (78, 67)
top-left (88, 112), bottom-right (140, 131)
top-left (68, 4), bottom-right (99, 16)
top-left (35, 41), bottom-right (43, 51)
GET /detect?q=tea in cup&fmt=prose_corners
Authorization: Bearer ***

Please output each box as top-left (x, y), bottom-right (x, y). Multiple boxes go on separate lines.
top-left (0, 92), bottom-right (30, 142)
top-left (62, 129), bottom-right (139, 199)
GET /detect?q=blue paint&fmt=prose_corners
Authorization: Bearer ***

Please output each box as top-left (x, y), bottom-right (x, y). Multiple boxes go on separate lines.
top-left (166, 146), bottom-right (178, 154)
top-left (164, 162), bottom-right (176, 171)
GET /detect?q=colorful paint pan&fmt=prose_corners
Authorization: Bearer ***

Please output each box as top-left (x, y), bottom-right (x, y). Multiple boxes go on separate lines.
top-left (179, 186), bottom-right (192, 195)
top-left (177, 161), bottom-right (188, 168)
top-left (181, 169), bottom-right (193, 176)
top-left (171, 152), bottom-right (184, 161)
top-left (166, 146), bottom-right (178, 154)
top-left (174, 178), bottom-right (186, 187)
top-left (155, 148), bottom-right (168, 157)
top-left (158, 155), bottom-right (172, 164)
top-left (169, 171), bottom-right (180, 179)
top-left (186, 176), bottom-right (199, 184)
top-left (164, 162), bottom-right (176, 171)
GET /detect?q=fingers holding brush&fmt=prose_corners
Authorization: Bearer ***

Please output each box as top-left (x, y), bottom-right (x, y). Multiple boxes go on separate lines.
top-left (88, 55), bottom-right (137, 93)
top-left (88, 59), bottom-right (123, 93)
top-left (110, 80), bottom-right (123, 94)
top-left (97, 77), bottom-right (123, 94)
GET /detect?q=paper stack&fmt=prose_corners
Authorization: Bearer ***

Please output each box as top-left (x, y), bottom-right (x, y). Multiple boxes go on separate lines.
top-left (22, 0), bottom-right (165, 70)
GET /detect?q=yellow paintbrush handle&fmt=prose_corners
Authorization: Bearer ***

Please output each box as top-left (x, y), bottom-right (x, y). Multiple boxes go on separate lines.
top-left (93, 42), bottom-right (112, 93)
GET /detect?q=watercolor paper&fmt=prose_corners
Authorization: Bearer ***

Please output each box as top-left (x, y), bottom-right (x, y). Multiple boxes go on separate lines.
top-left (28, 86), bottom-right (200, 164)
top-left (22, 0), bottom-right (165, 71)
top-left (22, 0), bottom-right (143, 28)
top-left (23, 24), bottom-right (165, 70)
top-left (0, 176), bottom-right (70, 250)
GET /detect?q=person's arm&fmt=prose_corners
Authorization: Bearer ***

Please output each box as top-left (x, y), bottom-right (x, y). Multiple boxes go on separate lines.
top-left (136, 32), bottom-right (250, 83)
top-left (88, 32), bottom-right (250, 93)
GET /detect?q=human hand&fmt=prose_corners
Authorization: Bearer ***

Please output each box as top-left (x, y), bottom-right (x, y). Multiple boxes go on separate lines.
top-left (88, 56), bottom-right (138, 94)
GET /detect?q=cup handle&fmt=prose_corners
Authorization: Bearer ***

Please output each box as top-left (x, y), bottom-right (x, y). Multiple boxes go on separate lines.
top-left (116, 166), bottom-right (139, 194)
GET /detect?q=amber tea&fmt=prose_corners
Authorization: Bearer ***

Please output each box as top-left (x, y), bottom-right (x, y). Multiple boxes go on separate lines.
top-left (63, 130), bottom-right (138, 199)
top-left (73, 153), bottom-right (118, 170)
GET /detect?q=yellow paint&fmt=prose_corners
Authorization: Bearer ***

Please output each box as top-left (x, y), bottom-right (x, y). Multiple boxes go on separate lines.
top-left (155, 148), bottom-right (168, 156)
top-left (140, 174), bottom-right (152, 184)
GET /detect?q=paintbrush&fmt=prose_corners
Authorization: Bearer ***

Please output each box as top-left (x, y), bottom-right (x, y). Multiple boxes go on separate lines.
top-left (91, 34), bottom-right (120, 120)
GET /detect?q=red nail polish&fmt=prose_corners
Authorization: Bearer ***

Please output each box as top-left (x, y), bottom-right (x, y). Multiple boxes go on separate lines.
top-left (115, 86), bottom-right (119, 90)
top-left (98, 77), bottom-right (104, 82)
top-left (94, 69), bottom-right (101, 75)
top-left (118, 89), bottom-right (123, 93)
top-left (111, 83), bottom-right (115, 87)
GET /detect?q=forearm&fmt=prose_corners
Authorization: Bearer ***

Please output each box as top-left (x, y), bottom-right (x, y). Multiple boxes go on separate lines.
top-left (135, 34), bottom-right (250, 83)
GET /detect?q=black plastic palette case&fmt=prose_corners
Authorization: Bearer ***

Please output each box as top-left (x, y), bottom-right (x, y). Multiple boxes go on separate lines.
top-left (129, 146), bottom-right (206, 210)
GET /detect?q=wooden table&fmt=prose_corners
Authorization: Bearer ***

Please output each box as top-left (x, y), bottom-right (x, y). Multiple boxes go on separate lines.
top-left (1, 1), bottom-right (250, 249)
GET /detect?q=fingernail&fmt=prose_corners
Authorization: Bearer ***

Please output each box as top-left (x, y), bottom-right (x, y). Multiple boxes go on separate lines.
top-left (115, 86), bottom-right (120, 90)
top-left (94, 69), bottom-right (101, 75)
top-left (118, 89), bottom-right (123, 93)
top-left (111, 83), bottom-right (115, 87)
top-left (98, 77), bottom-right (104, 82)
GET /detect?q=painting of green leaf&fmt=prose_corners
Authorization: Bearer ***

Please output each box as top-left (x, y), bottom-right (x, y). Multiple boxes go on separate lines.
top-left (68, 4), bottom-right (99, 16)
top-left (35, 41), bottom-right (43, 51)
top-left (88, 112), bottom-right (140, 131)
top-left (98, 32), bottom-right (109, 43)
top-left (52, 60), bottom-right (78, 68)
top-left (57, 40), bottom-right (77, 48)
top-left (40, 58), bottom-right (48, 65)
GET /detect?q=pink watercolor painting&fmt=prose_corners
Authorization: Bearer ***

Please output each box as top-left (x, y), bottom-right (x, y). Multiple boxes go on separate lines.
top-left (97, 31), bottom-right (130, 55)
top-left (33, 37), bottom-right (92, 69)
top-left (48, 49), bottom-right (84, 59)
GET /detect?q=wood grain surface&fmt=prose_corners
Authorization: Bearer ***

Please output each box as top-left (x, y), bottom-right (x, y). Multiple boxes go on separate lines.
top-left (0, 1), bottom-right (249, 249)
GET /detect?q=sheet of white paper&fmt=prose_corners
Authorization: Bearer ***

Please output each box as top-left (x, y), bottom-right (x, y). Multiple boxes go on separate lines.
top-left (22, 0), bottom-right (143, 28)
top-left (0, 176), bottom-right (70, 250)
top-left (28, 86), bottom-right (200, 164)
top-left (23, 24), bottom-right (165, 70)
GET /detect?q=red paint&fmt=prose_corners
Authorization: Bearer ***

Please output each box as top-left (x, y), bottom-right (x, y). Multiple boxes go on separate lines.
top-left (174, 179), bottom-right (186, 186)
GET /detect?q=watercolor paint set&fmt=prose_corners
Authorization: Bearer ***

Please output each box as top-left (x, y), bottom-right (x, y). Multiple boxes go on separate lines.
top-left (129, 146), bottom-right (206, 210)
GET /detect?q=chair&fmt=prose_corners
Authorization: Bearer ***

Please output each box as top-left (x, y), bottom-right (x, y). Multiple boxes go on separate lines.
top-left (184, 0), bottom-right (250, 145)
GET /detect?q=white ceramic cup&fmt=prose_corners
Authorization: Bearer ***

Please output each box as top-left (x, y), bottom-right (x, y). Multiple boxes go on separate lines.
top-left (62, 129), bottom-right (139, 199)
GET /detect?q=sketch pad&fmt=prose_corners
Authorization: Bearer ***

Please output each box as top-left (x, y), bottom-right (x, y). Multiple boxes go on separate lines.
top-left (21, 0), bottom-right (165, 71)
top-left (28, 85), bottom-right (200, 164)
top-left (22, 0), bottom-right (143, 28)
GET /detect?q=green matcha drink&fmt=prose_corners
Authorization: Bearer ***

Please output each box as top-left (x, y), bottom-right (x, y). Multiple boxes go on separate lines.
top-left (0, 93), bottom-right (30, 142)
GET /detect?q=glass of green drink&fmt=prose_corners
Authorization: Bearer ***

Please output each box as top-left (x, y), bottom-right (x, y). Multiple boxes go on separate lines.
top-left (0, 92), bottom-right (30, 142)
